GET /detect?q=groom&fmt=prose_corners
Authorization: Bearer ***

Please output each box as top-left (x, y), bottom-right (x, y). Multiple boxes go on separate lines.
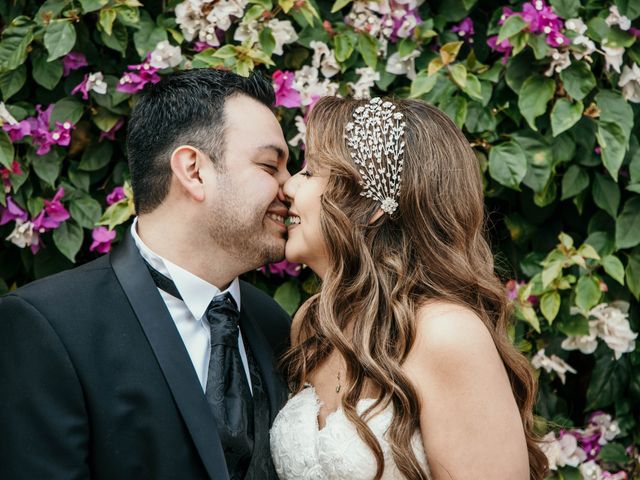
top-left (0, 69), bottom-right (291, 479)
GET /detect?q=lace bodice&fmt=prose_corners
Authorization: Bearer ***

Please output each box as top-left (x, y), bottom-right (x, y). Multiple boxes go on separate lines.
top-left (270, 386), bottom-right (429, 479)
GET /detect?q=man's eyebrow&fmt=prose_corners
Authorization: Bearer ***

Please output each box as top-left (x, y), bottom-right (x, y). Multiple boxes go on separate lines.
top-left (257, 144), bottom-right (287, 160)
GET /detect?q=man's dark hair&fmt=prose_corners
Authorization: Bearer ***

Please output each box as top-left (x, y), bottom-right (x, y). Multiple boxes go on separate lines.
top-left (126, 68), bottom-right (275, 214)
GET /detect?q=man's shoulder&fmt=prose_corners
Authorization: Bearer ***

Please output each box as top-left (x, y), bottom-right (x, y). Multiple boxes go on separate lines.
top-left (7, 254), bottom-right (113, 304)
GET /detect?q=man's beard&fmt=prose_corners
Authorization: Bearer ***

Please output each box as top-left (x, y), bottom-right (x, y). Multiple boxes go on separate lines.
top-left (207, 202), bottom-right (285, 271)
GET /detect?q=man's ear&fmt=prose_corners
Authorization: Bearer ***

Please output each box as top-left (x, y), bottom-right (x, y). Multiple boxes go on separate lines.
top-left (169, 145), bottom-right (206, 202)
top-left (368, 208), bottom-right (385, 225)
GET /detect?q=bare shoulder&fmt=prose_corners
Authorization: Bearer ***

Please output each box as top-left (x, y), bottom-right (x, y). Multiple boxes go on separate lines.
top-left (407, 300), bottom-right (499, 367)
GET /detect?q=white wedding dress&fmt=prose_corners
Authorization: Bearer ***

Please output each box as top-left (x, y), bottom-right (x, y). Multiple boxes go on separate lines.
top-left (270, 385), bottom-right (430, 479)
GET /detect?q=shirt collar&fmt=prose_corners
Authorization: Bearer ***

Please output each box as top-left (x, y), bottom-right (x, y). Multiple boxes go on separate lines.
top-left (130, 217), bottom-right (241, 320)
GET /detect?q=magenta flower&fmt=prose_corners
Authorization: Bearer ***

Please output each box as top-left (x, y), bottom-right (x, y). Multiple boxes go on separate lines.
top-left (106, 186), bottom-right (126, 205)
top-left (389, 8), bottom-right (422, 42)
top-left (99, 117), bottom-right (124, 142)
top-left (193, 41), bottom-right (211, 52)
top-left (0, 196), bottom-right (28, 225)
top-left (44, 188), bottom-right (70, 225)
top-left (116, 59), bottom-right (161, 94)
top-left (90, 226), bottom-right (117, 254)
top-left (487, 36), bottom-right (513, 63)
top-left (452, 17), bottom-right (474, 42)
top-left (273, 70), bottom-right (301, 108)
top-left (71, 74), bottom-right (92, 100)
top-left (0, 160), bottom-right (22, 191)
top-left (630, 27), bottom-right (640, 38)
top-left (62, 52), bottom-right (88, 77)
top-left (2, 120), bottom-right (31, 142)
top-left (260, 259), bottom-right (302, 277)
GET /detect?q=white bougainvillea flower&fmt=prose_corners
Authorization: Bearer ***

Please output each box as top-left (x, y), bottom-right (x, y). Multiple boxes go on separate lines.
top-left (565, 17), bottom-right (587, 34)
top-left (199, 22), bottom-right (221, 47)
top-left (561, 327), bottom-right (598, 354)
top-left (149, 41), bottom-right (183, 69)
top-left (601, 43), bottom-right (625, 73)
top-left (267, 19), bottom-right (298, 56)
top-left (385, 49), bottom-right (420, 80)
top-left (540, 431), bottom-right (588, 470)
top-left (545, 49), bottom-right (571, 76)
top-left (605, 5), bottom-right (631, 31)
top-left (292, 66), bottom-right (339, 106)
top-left (531, 348), bottom-right (577, 384)
top-left (591, 302), bottom-right (638, 359)
top-left (233, 20), bottom-right (260, 45)
top-left (348, 66), bottom-right (380, 99)
top-left (6, 220), bottom-right (38, 249)
top-left (205, 0), bottom-right (247, 32)
top-left (310, 41), bottom-right (340, 78)
top-left (589, 412), bottom-right (621, 444)
top-left (0, 102), bottom-right (18, 125)
top-left (175, 1), bottom-right (206, 42)
top-left (619, 63), bottom-right (640, 103)
top-left (288, 115), bottom-right (306, 147)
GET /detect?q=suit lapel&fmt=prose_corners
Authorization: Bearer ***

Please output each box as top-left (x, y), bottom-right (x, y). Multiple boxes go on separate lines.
top-left (239, 283), bottom-right (288, 423)
top-left (110, 233), bottom-right (228, 480)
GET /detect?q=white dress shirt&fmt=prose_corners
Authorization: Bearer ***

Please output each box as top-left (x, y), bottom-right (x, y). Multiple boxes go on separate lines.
top-left (131, 218), bottom-right (252, 393)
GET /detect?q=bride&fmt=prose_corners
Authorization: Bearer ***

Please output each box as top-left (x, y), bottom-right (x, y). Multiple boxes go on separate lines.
top-left (270, 97), bottom-right (548, 479)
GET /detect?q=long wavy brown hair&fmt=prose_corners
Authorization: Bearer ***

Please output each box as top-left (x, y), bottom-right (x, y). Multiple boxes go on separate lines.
top-left (281, 96), bottom-right (549, 479)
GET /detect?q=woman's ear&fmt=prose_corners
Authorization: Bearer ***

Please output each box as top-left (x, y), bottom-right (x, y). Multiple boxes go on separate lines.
top-left (169, 145), bottom-right (206, 202)
top-left (368, 208), bottom-right (385, 225)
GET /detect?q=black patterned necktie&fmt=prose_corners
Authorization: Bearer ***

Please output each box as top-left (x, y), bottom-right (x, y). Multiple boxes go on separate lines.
top-left (204, 292), bottom-right (254, 479)
top-left (143, 261), bottom-right (254, 478)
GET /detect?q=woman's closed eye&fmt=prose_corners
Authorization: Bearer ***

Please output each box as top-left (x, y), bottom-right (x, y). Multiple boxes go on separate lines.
top-left (300, 169), bottom-right (312, 178)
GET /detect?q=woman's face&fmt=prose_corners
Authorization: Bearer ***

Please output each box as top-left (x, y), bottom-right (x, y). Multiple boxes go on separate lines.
top-left (283, 159), bottom-right (330, 278)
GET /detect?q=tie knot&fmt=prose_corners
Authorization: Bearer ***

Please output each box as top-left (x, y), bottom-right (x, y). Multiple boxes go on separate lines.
top-left (205, 293), bottom-right (240, 347)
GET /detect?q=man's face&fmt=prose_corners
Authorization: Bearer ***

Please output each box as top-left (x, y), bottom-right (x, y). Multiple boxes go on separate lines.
top-left (203, 94), bottom-right (290, 269)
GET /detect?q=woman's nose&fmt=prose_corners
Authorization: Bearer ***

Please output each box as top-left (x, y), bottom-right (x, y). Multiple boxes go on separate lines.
top-left (282, 173), bottom-right (298, 201)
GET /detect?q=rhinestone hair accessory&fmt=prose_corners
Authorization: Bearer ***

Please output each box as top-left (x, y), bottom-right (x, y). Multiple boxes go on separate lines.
top-left (345, 97), bottom-right (406, 215)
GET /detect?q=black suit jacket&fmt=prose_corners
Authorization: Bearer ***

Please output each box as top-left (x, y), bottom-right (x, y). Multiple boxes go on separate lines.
top-left (0, 233), bottom-right (290, 480)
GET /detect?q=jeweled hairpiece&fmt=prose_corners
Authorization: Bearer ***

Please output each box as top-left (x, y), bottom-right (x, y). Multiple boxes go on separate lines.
top-left (344, 97), bottom-right (406, 215)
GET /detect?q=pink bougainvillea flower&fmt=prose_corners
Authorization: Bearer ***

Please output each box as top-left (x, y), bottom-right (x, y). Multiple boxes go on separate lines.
top-left (90, 226), bottom-right (117, 254)
top-left (0, 160), bottom-right (22, 192)
top-left (44, 188), bottom-right (70, 225)
top-left (116, 59), bottom-right (161, 94)
top-left (71, 72), bottom-right (108, 100)
top-left (99, 117), bottom-right (125, 142)
top-left (546, 30), bottom-right (570, 47)
top-left (106, 186), bottom-right (126, 205)
top-left (259, 259), bottom-right (302, 277)
top-left (452, 17), bottom-right (474, 41)
top-left (192, 41), bottom-right (211, 52)
top-left (0, 196), bottom-right (28, 225)
top-left (273, 70), bottom-right (301, 108)
top-left (2, 120), bottom-right (31, 142)
top-left (62, 52), bottom-right (88, 77)
top-left (487, 35), bottom-right (513, 63)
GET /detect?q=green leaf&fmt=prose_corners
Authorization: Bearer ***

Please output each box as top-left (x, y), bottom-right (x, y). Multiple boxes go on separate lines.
top-left (591, 172), bottom-right (620, 218)
top-left (50, 97), bottom-right (85, 128)
top-left (29, 149), bottom-right (62, 187)
top-left (259, 28), bottom-right (275, 57)
top-left (99, 8), bottom-right (117, 36)
top-left (100, 22), bottom-right (128, 56)
top-left (36, 0), bottom-right (72, 21)
top-left (598, 443), bottom-right (629, 463)
top-left (69, 196), bottom-right (102, 229)
top-left (31, 49), bottom-right (63, 90)
top-left (80, 0), bottom-right (108, 13)
top-left (52, 220), bottom-right (83, 263)
top-left (497, 15), bottom-right (528, 43)
top-left (542, 260), bottom-right (563, 289)
top-left (517, 75), bottom-right (555, 131)
top-left (602, 255), bottom-right (625, 285)
top-left (597, 122), bottom-right (627, 180)
top-left (331, 0), bottom-right (352, 12)
top-left (559, 62), bottom-right (596, 101)
top-left (79, 142), bottom-right (113, 171)
top-left (540, 291), bottom-right (561, 324)
top-left (586, 350), bottom-right (629, 410)
top-left (440, 95), bottom-right (467, 129)
top-left (550, 99), bottom-right (583, 137)
top-left (333, 33), bottom-right (355, 63)
top-left (626, 248), bottom-right (640, 300)
top-left (410, 70), bottom-right (437, 98)
top-left (357, 33), bottom-right (378, 69)
top-left (92, 110), bottom-right (121, 132)
top-left (616, 197), bottom-right (640, 249)
top-left (616, 0), bottom-right (640, 20)
top-left (488, 141), bottom-right (527, 190)
top-left (561, 165), bottom-right (589, 200)
top-left (0, 131), bottom-right (15, 170)
top-left (0, 64), bottom-right (26, 100)
top-left (0, 17), bottom-right (35, 74)
top-left (549, 0), bottom-right (580, 18)
top-left (449, 63), bottom-right (467, 88)
top-left (273, 280), bottom-right (301, 315)
top-left (115, 6), bottom-right (140, 28)
top-left (575, 276), bottom-right (601, 311)
top-left (133, 11), bottom-right (168, 58)
top-left (98, 199), bottom-right (135, 230)
top-left (597, 90), bottom-right (634, 135)
top-left (44, 20), bottom-right (76, 61)
top-left (461, 73), bottom-right (483, 101)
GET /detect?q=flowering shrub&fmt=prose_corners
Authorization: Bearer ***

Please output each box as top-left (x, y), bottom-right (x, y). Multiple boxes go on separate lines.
top-left (0, 0), bottom-right (638, 475)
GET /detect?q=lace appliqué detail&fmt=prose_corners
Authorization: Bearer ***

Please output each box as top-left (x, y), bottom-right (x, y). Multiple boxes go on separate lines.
top-left (270, 386), bottom-right (429, 479)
